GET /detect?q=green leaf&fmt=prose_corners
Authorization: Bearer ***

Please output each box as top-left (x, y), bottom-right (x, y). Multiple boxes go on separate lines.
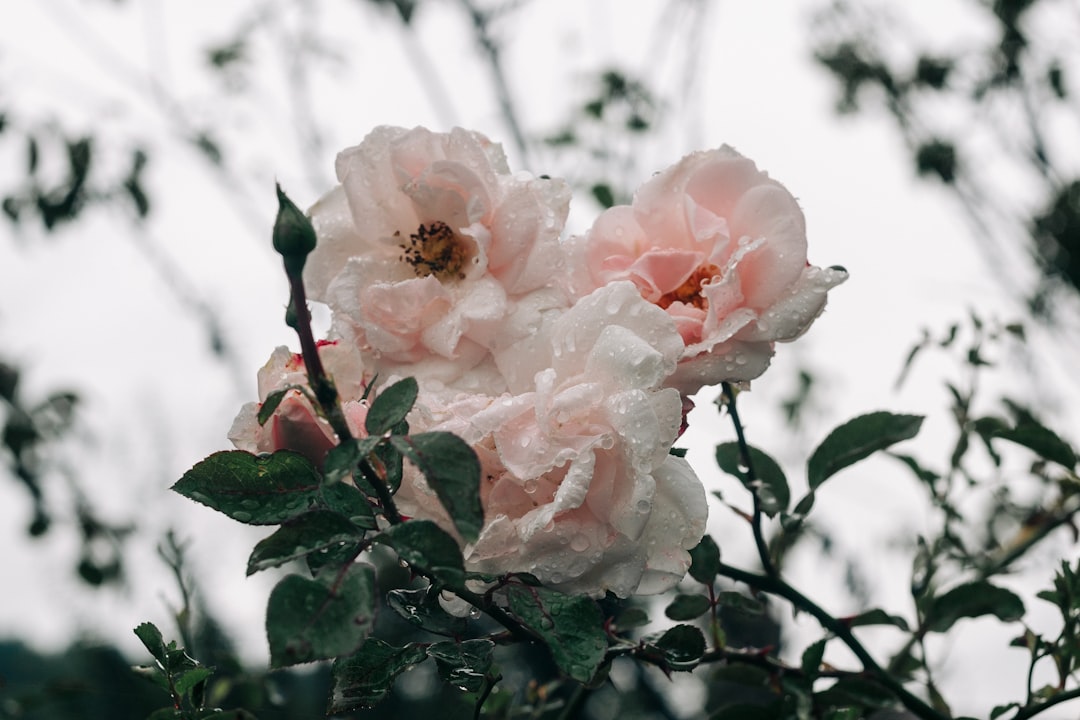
top-left (924, 581), bottom-right (1025, 633)
top-left (592, 183), bottom-right (615, 208)
top-left (246, 510), bottom-right (365, 575)
top-left (319, 481), bottom-right (377, 529)
top-left (990, 703), bottom-right (1020, 719)
top-left (506, 584), bottom-right (607, 682)
top-left (977, 417), bottom-right (1077, 469)
top-left (387, 586), bottom-right (469, 637)
top-left (427, 639), bottom-right (494, 693)
top-left (173, 450), bottom-right (322, 524)
top-left (257, 387), bottom-right (297, 426)
top-left (613, 607), bottom-right (650, 631)
top-left (173, 666), bottom-right (213, 696)
top-left (266, 563), bottom-right (376, 668)
top-left (689, 535), bottom-right (721, 585)
top-left (390, 432), bottom-right (483, 543)
top-left (808, 412), bottom-right (924, 490)
top-left (716, 591), bottom-right (764, 616)
top-left (665, 594), bottom-right (713, 621)
top-left (801, 638), bottom-right (827, 678)
top-left (378, 520), bottom-right (466, 588)
top-left (845, 608), bottom-right (910, 631)
top-left (134, 622), bottom-right (167, 666)
top-left (328, 638), bottom-right (428, 713)
top-left (373, 439), bottom-right (404, 493)
top-left (365, 377), bottom-right (418, 436)
top-left (652, 624), bottom-right (706, 670)
top-left (716, 443), bottom-right (790, 516)
top-left (323, 436), bottom-right (382, 488)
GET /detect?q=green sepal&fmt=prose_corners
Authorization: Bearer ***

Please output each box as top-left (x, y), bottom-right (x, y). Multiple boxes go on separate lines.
top-left (273, 184), bottom-right (317, 274)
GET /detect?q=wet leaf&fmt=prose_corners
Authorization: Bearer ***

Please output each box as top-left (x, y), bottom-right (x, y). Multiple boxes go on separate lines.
top-left (266, 563), bottom-right (376, 667)
top-left (689, 535), bottom-right (721, 585)
top-left (716, 442), bottom-right (790, 516)
top-left (378, 520), bottom-right (466, 588)
top-left (246, 510), bottom-right (365, 575)
top-left (427, 639), bottom-right (494, 693)
top-left (365, 377), bottom-right (418, 436)
top-left (652, 624), bottom-right (706, 670)
top-left (506, 584), bottom-right (606, 682)
top-left (387, 586), bottom-right (468, 637)
top-left (173, 450), bottom-right (321, 525)
top-left (329, 638), bottom-right (428, 713)
top-left (390, 432), bottom-right (482, 542)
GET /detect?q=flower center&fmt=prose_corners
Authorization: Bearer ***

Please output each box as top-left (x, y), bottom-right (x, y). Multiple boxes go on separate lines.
top-left (397, 221), bottom-right (469, 281)
top-left (656, 264), bottom-right (720, 310)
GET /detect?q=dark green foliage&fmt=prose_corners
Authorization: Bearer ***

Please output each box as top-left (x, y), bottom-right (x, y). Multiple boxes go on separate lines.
top-left (924, 581), bottom-right (1025, 633)
top-left (716, 443), bottom-right (790, 517)
top-left (665, 594), bottom-right (712, 621)
top-left (427, 639), bottom-right (494, 693)
top-left (364, 377), bottom-right (418, 436)
top-left (386, 586), bottom-right (469, 637)
top-left (377, 519), bottom-right (466, 588)
top-left (689, 534), bottom-right (721, 585)
top-left (246, 510), bottom-right (365, 576)
top-left (173, 451), bottom-right (323, 525)
top-left (808, 411), bottom-right (924, 490)
top-left (266, 563), bottom-right (377, 668)
top-left (389, 433), bottom-right (483, 542)
top-left (506, 584), bottom-right (607, 682)
top-left (328, 639), bottom-right (428, 713)
top-left (648, 624), bottom-right (706, 671)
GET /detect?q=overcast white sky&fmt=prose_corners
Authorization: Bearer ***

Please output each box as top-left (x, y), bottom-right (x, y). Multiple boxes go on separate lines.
top-left (2, 0), bottom-right (1078, 715)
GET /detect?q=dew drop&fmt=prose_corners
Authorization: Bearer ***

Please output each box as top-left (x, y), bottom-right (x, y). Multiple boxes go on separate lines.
top-left (232, 511), bottom-right (252, 522)
top-left (523, 479), bottom-right (538, 494)
top-left (570, 535), bottom-right (590, 552)
top-left (636, 499), bottom-right (650, 514)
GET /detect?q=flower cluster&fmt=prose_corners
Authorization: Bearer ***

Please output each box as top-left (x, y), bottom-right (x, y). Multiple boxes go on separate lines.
top-left (230, 125), bottom-right (846, 598)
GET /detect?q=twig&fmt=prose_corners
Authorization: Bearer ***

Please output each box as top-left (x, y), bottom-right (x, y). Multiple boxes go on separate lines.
top-left (1012, 686), bottom-right (1080, 720)
top-left (718, 562), bottom-right (949, 720)
top-left (721, 382), bottom-right (778, 578)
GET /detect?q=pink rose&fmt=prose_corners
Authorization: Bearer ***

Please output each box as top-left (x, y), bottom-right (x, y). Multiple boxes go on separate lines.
top-left (567, 145), bottom-right (846, 393)
top-left (228, 341), bottom-right (369, 468)
top-left (395, 283), bottom-right (708, 598)
top-left (303, 126), bottom-right (571, 389)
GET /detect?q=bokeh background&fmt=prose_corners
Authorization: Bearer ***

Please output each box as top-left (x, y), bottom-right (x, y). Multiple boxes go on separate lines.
top-left (2, 0), bottom-right (1079, 717)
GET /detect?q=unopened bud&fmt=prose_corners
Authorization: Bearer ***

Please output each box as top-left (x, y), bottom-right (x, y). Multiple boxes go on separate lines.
top-left (273, 183), bottom-right (317, 275)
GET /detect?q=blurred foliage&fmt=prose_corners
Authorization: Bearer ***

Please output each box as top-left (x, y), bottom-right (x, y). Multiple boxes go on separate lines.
top-left (812, 0), bottom-right (1080, 319)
